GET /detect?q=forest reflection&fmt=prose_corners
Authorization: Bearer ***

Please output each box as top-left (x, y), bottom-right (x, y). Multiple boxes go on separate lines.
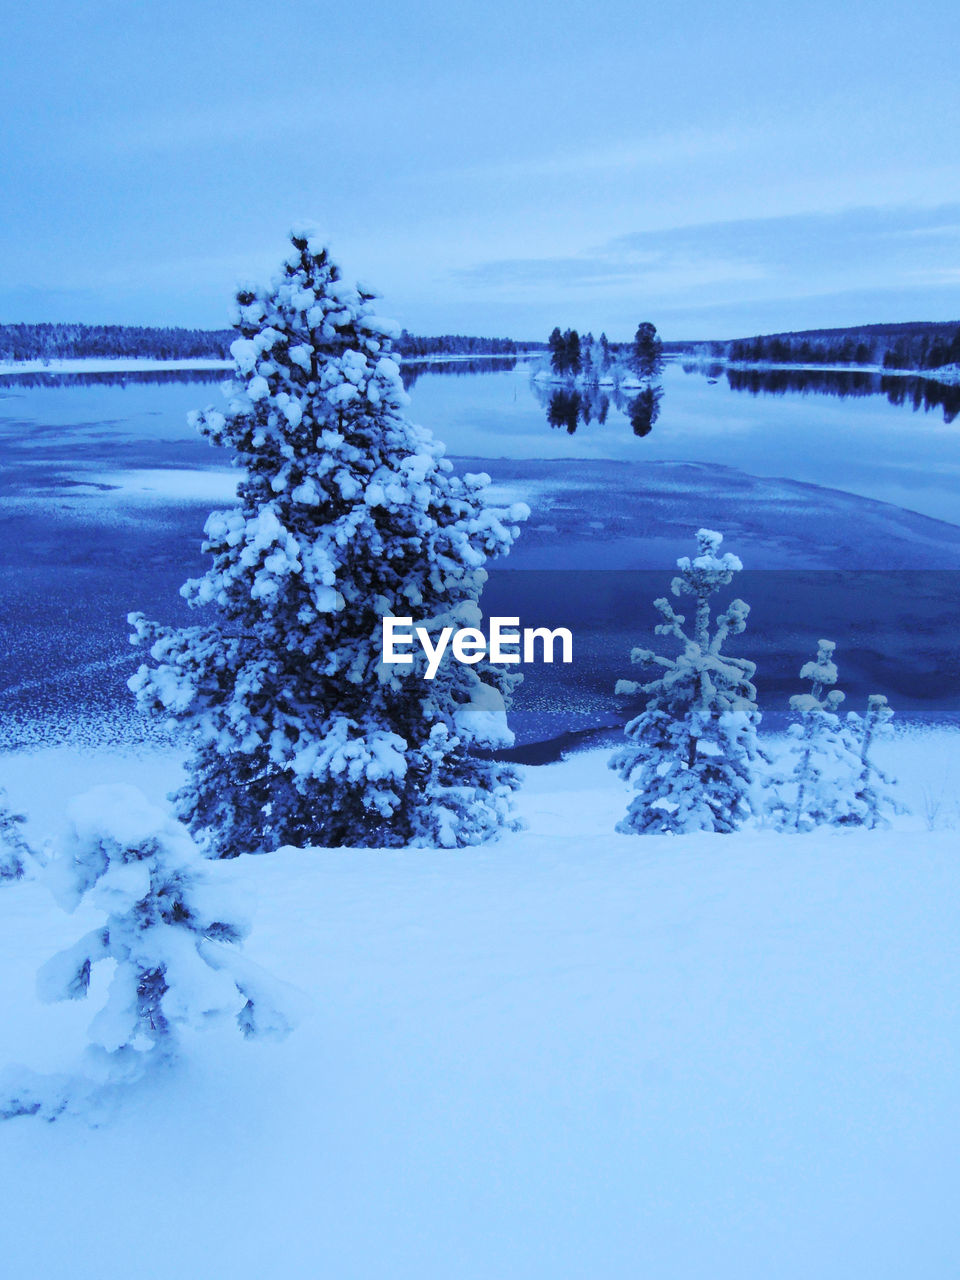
top-left (400, 356), bottom-right (517, 390)
top-left (0, 360), bottom-right (522, 394)
top-left (0, 368), bottom-right (228, 390)
top-left (694, 364), bottom-right (960, 424)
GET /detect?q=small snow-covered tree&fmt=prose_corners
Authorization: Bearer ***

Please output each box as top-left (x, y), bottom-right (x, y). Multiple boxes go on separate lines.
top-left (610, 529), bottom-right (760, 834)
top-left (765, 640), bottom-right (866, 831)
top-left (410, 721), bottom-right (515, 848)
top-left (0, 790), bottom-right (29, 882)
top-left (129, 228), bottom-right (527, 855)
top-left (846, 694), bottom-right (903, 828)
top-left (37, 785), bottom-right (295, 1062)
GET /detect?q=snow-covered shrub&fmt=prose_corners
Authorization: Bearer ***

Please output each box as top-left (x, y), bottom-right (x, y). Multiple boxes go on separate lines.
top-left (129, 227), bottom-right (527, 855)
top-left (408, 722), bottom-right (518, 849)
top-left (765, 639), bottom-right (866, 831)
top-left (610, 528), bottom-right (760, 834)
top-left (0, 790), bottom-right (30, 882)
top-left (846, 694), bottom-right (904, 828)
top-left (36, 785), bottom-right (295, 1061)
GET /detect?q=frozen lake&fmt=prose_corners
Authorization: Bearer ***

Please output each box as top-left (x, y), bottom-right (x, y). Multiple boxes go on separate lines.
top-left (1, 359), bottom-right (959, 749)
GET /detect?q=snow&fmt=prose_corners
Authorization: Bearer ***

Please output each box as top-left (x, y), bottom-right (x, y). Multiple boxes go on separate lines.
top-left (71, 468), bottom-right (241, 504)
top-left (0, 734), bottom-right (959, 1277)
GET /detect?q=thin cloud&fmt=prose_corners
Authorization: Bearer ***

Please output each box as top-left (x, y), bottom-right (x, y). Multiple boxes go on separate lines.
top-left (456, 204), bottom-right (960, 305)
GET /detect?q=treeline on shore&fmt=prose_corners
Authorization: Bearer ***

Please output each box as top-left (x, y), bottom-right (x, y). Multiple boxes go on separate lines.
top-left (0, 322), bottom-right (234, 362)
top-left (394, 331), bottom-right (526, 357)
top-left (691, 321), bottom-right (960, 371)
top-left (0, 322), bottom-right (529, 364)
top-left (8, 317), bottom-right (960, 375)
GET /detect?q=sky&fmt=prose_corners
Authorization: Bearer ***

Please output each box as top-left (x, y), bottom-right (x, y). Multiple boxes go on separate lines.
top-left (3, 0), bottom-right (960, 341)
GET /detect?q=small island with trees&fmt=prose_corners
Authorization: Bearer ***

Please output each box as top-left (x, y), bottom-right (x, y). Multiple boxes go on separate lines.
top-left (532, 321), bottom-right (666, 435)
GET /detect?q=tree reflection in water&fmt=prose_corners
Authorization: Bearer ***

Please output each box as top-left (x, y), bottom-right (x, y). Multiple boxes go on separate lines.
top-left (534, 378), bottom-right (663, 436)
top-left (716, 365), bottom-right (960, 425)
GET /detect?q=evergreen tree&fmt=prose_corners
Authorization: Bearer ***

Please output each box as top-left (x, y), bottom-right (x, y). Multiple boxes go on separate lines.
top-left (36, 785), bottom-right (296, 1058)
top-left (765, 640), bottom-right (865, 831)
top-left (548, 326), bottom-right (566, 373)
top-left (610, 529), bottom-right (760, 834)
top-left (1, 786), bottom-right (296, 1121)
top-left (129, 228), bottom-right (527, 855)
top-left (846, 694), bottom-right (903, 828)
top-left (580, 331), bottom-right (594, 380)
top-left (0, 790), bottom-right (29, 882)
top-left (632, 322), bottom-right (663, 378)
top-left (564, 329), bottom-right (582, 375)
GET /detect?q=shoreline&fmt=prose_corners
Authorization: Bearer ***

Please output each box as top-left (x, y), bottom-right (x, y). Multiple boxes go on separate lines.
top-left (3, 351), bottom-right (956, 386)
top-left (0, 351), bottom-right (541, 377)
top-left (682, 355), bottom-right (960, 387)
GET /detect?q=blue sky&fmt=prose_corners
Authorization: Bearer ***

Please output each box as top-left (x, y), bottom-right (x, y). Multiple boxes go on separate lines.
top-left (3, 0), bottom-right (959, 339)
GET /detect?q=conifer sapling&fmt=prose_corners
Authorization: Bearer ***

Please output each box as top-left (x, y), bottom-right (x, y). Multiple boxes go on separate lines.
top-left (765, 639), bottom-right (866, 831)
top-left (846, 694), bottom-right (903, 828)
top-left (611, 528), bottom-right (760, 834)
top-left (37, 785), bottom-right (295, 1060)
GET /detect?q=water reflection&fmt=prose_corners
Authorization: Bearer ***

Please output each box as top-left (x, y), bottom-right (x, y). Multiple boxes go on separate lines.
top-left (628, 384), bottom-right (663, 437)
top-left (533, 378), bottom-right (663, 436)
top-left (690, 364), bottom-right (960, 424)
top-left (0, 358), bottom-right (523, 395)
top-left (0, 368), bottom-right (228, 390)
top-left (400, 356), bottom-right (518, 390)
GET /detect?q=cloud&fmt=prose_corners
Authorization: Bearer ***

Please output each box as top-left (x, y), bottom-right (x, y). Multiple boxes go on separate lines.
top-left (454, 204), bottom-right (960, 307)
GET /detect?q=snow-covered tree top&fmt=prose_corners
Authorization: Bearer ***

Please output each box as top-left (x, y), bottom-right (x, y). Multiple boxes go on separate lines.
top-left (798, 637), bottom-right (839, 690)
top-left (672, 528), bottom-right (743, 599)
top-left (46, 784), bottom-right (248, 932)
top-left (228, 227), bottom-right (401, 386)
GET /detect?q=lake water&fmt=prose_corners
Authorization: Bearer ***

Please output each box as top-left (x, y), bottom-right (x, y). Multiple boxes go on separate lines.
top-left (1, 359), bottom-right (958, 750)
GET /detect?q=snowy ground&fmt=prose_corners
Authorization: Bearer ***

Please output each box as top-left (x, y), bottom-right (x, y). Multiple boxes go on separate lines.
top-left (1, 734), bottom-right (958, 1279)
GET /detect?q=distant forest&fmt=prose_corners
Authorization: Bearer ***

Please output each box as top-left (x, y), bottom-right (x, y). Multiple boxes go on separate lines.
top-left (688, 321), bottom-right (960, 371)
top-left (394, 330), bottom-right (524, 357)
top-left (0, 322), bottom-right (528, 363)
top-left (6, 318), bottom-right (959, 374)
top-left (0, 323), bottom-right (234, 362)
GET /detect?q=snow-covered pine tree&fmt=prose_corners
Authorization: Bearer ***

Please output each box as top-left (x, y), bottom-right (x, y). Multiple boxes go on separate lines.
top-left (129, 227), bottom-right (527, 856)
top-left (610, 528), bottom-right (760, 834)
top-left (846, 694), bottom-right (903, 828)
top-left (0, 789), bottom-right (29, 882)
top-left (37, 785), bottom-right (295, 1063)
top-left (765, 639), bottom-right (866, 831)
